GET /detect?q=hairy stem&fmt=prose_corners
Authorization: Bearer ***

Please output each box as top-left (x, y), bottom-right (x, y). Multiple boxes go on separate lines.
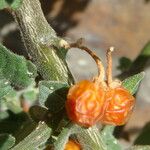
top-left (12, 0), bottom-right (73, 84)
top-left (106, 47), bottom-right (114, 86)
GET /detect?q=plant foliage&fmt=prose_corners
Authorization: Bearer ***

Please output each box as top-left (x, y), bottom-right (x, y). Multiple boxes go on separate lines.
top-left (0, 1), bottom-right (149, 149)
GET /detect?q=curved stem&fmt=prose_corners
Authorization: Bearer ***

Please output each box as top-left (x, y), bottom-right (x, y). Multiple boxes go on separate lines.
top-left (70, 39), bottom-right (105, 82)
top-left (106, 47), bottom-right (114, 86)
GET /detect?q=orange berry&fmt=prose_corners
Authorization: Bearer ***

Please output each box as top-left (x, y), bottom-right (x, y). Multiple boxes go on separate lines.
top-left (64, 140), bottom-right (81, 150)
top-left (101, 87), bottom-right (135, 125)
top-left (66, 80), bottom-right (105, 127)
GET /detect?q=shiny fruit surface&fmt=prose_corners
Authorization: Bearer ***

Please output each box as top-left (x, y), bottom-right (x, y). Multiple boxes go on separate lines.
top-left (101, 87), bottom-right (135, 125)
top-left (66, 80), bottom-right (105, 127)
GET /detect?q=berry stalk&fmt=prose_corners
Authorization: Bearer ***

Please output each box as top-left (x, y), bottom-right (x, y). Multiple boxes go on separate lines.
top-left (106, 47), bottom-right (114, 86)
top-left (69, 39), bottom-right (105, 83)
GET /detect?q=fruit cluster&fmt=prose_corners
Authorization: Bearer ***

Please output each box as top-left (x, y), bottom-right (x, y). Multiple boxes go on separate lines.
top-left (66, 40), bottom-right (135, 127)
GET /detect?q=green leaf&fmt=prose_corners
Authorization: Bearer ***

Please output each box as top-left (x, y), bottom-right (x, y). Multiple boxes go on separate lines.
top-left (0, 134), bottom-right (15, 150)
top-left (55, 125), bottom-right (107, 150)
top-left (11, 122), bottom-right (51, 150)
top-left (0, 78), bottom-right (12, 99)
top-left (77, 126), bottom-right (106, 150)
top-left (39, 81), bottom-right (69, 113)
top-left (101, 126), bottom-right (122, 150)
top-left (14, 119), bottom-right (37, 144)
top-left (0, 0), bottom-right (22, 10)
top-left (2, 90), bottom-right (22, 114)
top-left (0, 44), bottom-right (37, 98)
top-left (122, 72), bottom-right (145, 95)
top-left (117, 57), bottom-right (132, 72)
top-left (54, 123), bottom-right (79, 150)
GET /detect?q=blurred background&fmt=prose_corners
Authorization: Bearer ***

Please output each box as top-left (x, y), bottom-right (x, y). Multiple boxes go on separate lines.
top-left (0, 0), bottom-right (150, 148)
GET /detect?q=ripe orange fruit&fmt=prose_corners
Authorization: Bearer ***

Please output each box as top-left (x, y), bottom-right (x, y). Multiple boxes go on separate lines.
top-left (67, 43), bottom-right (136, 127)
top-left (66, 80), bottom-right (105, 127)
top-left (64, 140), bottom-right (81, 150)
top-left (101, 87), bottom-right (135, 125)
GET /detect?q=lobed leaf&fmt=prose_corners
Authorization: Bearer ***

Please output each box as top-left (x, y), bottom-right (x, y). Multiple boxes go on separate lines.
top-left (0, 44), bottom-right (37, 99)
top-left (0, 44), bottom-right (37, 88)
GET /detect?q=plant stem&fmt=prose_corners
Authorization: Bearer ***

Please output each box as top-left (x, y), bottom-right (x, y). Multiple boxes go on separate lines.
top-left (106, 47), bottom-right (114, 86)
top-left (12, 0), bottom-right (73, 84)
top-left (70, 39), bottom-right (105, 83)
